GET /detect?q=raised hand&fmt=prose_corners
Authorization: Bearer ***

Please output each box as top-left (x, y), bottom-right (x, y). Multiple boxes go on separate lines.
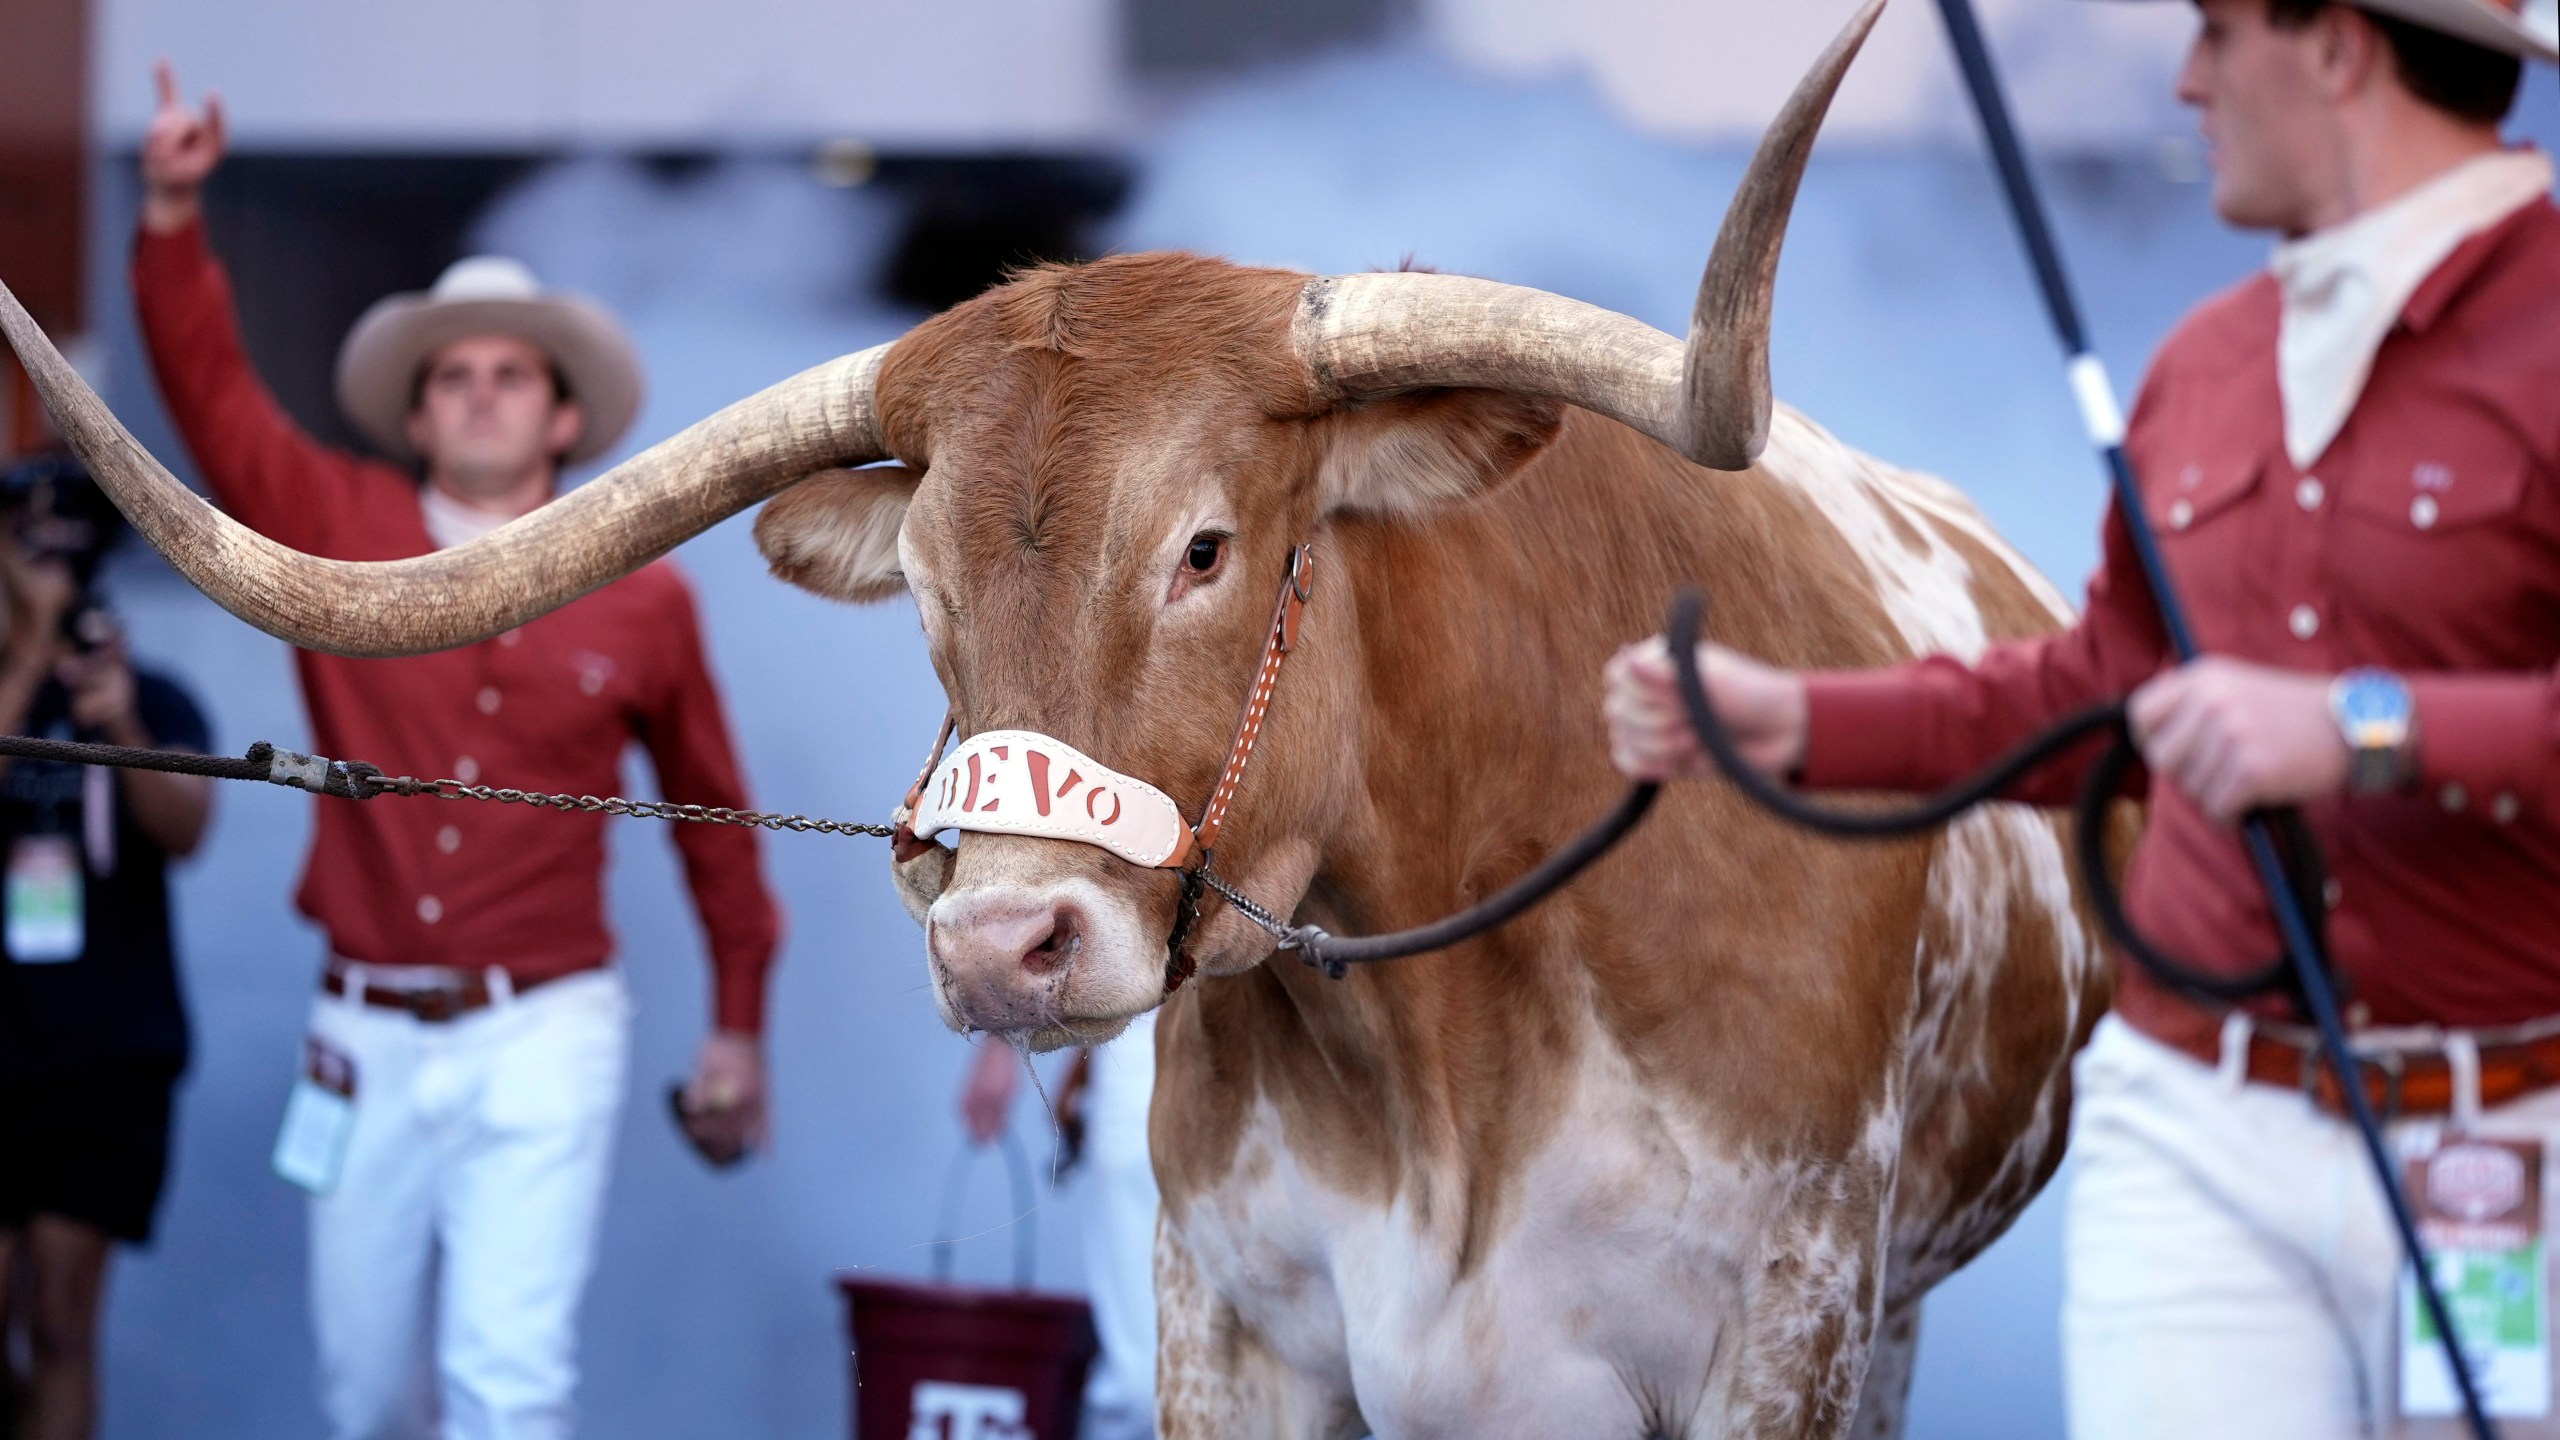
top-left (140, 59), bottom-right (226, 235)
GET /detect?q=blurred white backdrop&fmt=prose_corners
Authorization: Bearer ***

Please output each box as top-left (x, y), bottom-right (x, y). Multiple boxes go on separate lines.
top-left (94, 0), bottom-right (2194, 150)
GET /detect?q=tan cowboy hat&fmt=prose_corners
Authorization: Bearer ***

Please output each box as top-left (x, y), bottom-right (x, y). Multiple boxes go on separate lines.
top-left (334, 255), bottom-right (643, 467)
top-left (2352, 0), bottom-right (2558, 59)
top-left (2115, 0), bottom-right (2559, 60)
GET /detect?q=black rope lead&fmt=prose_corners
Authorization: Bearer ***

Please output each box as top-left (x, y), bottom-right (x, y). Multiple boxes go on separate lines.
top-left (2066, 713), bottom-right (2328, 1009)
top-left (1655, 589), bottom-right (2300, 1008)
top-left (1246, 585), bottom-right (2318, 1019)
top-left (0, 733), bottom-right (387, 799)
top-left (1261, 783), bottom-right (1659, 976)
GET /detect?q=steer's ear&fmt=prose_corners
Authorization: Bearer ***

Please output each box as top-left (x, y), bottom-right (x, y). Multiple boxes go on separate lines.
top-left (754, 464), bottom-right (921, 602)
top-left (1316, 389), bottom-right (1562, 518)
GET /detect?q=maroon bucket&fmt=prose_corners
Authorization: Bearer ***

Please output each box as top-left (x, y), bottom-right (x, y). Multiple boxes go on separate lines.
top-left (840, 1136), bottom-right (1098, 1440)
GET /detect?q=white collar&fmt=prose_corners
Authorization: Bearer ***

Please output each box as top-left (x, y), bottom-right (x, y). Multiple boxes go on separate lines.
top-left (419, 484), bottom-right (521, 551)
top-left (2270, 148), bottom-right (2552, 471)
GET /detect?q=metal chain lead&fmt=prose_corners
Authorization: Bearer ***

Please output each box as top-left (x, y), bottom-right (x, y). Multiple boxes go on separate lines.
top-left (1196, 866), bottom-right (1348, 976)
top-left (1198, 869), bottom-right (1293, 941)
top-left (365, 774), bottom-right (897, 839)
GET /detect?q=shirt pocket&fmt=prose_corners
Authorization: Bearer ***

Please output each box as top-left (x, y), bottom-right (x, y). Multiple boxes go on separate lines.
top-left (473, 623), bottom-right (631, 770)
top-left (2334, 440), bottom-right (2527, 535)
top-left (2149, 454), bottom-right (2264, 534)
top-left (2150, 454), bottom-right (2266, 632)
top-left (2330, 408), bottom-right (2541, 661)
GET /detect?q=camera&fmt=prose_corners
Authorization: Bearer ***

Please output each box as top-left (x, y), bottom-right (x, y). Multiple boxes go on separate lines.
top-left (0, 451), bottom-right (126, 651)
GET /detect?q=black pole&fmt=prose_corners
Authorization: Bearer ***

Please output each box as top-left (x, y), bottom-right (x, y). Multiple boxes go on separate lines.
top-left (1925, 2), bottom-right (2500, 1435)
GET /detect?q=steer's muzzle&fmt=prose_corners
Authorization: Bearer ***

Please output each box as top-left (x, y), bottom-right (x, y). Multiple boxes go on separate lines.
top-left (925, 875), bottom-right (1154, 1047)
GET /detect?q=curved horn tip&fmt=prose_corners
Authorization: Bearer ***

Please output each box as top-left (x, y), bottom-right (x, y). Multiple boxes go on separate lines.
top-left (1678, 0), bottom-right (1885, 475)
top-left (1847, 0), bottom-right (1889, 45)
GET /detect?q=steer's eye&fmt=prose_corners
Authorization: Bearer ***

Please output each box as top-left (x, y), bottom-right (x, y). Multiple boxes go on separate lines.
top-left (1168, 530), bottom-right (1229, 604)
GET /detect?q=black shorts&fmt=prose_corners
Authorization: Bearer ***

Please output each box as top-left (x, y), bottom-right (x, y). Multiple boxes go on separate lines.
top-left (0, 1065), bottom-right (180, 1244)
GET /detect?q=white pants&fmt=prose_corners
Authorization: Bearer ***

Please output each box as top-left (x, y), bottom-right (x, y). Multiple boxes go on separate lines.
top-left (1081, 1007), bottom-right (1162, 1440)
top-left (305, 967), bottom-right (630, 1440)
top-left (2066, 1013), bottom-right (2560, 1440)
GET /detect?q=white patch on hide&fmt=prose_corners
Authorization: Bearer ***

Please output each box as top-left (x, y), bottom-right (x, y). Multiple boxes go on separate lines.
top-left (1760, 406), bottom-right (2073, 658)
top-left (1758, 404), bottom-right (2099, 1308)
top-left (1172, 1009), bottom-right (1895, 1438)
top-left (1865, 463), bottom-right (2076, 628)
top-left (1889, 805), bottom-right (2093, 1299)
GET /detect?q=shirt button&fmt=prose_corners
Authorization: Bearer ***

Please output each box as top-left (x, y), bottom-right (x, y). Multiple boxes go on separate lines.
top-left (2288, 604), bottom-right (2320, 640)
top-left (2296, 477), bottom-right (2325, 510)
top-left (2168, 499), bottom-right (2195, 531)
top-left (477, 687), bottom-right (502, 715)
top-left (2442, 783), bottom-right (2469, 813)
top-left (417, 895), bottom-right (444, 924)
top-left (499, 631), bottom-right (521, 648)
top-left (2322, 877), bottom-right (2343, 909)
top-left (2411, 495), bottom-right (2440, 530)
top-left (455, 756), bottom-right (480, 784)
top-left (437, 825), bottom-right (462, 854)
top-left (2493, 793), bottom-right (2521, 825)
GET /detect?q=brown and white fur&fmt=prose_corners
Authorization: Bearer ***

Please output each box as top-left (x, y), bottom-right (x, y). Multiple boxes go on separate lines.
top-left (755, 253), bottom-right (2112, 1440)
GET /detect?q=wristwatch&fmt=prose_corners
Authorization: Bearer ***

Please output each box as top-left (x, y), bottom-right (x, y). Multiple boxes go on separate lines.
top-left (2328, 668), bottom-right (2415, 794)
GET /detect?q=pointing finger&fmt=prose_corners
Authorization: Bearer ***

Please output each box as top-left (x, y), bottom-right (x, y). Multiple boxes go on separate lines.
top-left (155, 59), bottom-right (178, 109)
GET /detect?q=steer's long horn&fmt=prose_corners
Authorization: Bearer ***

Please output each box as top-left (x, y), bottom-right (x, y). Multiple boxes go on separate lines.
top-left (0, 282), bottom-right (889, 657)
top-left (1293, 0), bottom-right (1883, 471)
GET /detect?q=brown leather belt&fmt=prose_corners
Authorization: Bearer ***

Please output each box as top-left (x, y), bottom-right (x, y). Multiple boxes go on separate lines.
top-left (321, 964), bottom-right (558, 1024)
top-left (2173, 1020), bottom-right (2560, 1121)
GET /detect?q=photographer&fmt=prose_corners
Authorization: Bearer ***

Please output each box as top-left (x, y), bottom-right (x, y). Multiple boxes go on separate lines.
top-left (0, 457), bottom-right (211, 1440)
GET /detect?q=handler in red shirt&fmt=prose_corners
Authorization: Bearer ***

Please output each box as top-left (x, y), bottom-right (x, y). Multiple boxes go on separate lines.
top-left (1609, 1), bottom-right (2558, 1436)
top-left (131, 66), bottom-right (782, 1440)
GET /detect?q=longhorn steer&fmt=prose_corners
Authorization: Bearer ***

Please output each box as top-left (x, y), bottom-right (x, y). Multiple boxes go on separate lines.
top-left (0, 2), bottom-right (2113, 1435)
top-left (789, 260), bottom-right (2108, 1439)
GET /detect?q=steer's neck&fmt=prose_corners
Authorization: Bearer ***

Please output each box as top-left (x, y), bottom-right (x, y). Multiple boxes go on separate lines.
top-left (1314, 407), bottom-right (1831, 908)
top-left (1158, 410), bottom-right (1851, 1198)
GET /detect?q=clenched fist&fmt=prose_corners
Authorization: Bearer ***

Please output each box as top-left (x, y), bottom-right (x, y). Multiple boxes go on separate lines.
top-left (1603, 636), bottom-right (1808, 783)
top-left (2128, 658), bottom-right (2356, 825)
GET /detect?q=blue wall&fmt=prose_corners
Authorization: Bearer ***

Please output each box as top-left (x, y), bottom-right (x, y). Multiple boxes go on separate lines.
top-left (73, 40), bottom-right (2560, 1440)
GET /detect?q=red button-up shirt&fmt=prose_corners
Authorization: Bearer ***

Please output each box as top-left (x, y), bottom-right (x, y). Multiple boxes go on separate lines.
top-left (1802, 199), bottom-right (2560, 1055)
top-left (134, 222), bottom-right (782, 1033)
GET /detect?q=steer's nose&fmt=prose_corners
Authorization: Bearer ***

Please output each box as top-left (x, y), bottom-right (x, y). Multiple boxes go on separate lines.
top-left (930, 894), bottom-right (1089, 1022)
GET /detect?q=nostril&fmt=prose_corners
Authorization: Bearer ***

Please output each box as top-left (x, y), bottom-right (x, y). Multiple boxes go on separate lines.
top-left (1019, 904), bottom-right (1084, 976)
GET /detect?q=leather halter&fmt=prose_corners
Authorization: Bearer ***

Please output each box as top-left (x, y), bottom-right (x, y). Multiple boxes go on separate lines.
top-left (1195, 543), bottom-right (1315, 856)
top-left (889, 544), bottom-right (1318, 993)
top-left (1163, 543), bottom-right (1314, 993)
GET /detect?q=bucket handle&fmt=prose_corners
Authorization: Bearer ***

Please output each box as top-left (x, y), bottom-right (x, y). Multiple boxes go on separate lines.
top-left (930, 1128), bottom-right (1038, 1289)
